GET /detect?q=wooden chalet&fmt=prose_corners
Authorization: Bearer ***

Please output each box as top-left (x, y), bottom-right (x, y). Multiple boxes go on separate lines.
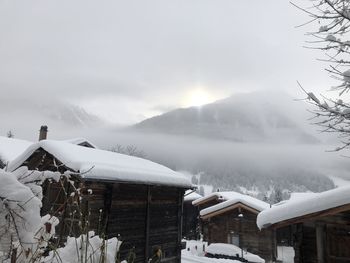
top-left (182, 190), bottom-right (202, 240)
top-left (257, 190), bottom-right (350, 263)
top-left (7, 130), bottom-right (192, 263)
top-left (193, 192), bottom-right (276, 262)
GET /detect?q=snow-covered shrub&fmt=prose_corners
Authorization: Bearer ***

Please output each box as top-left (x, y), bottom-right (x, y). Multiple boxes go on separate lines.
top-left (0, 169), bottom-right (42, 258)
top-left (42, 231), bottom-right (121, 263)
top-left (0, 167), bottom-right (121, 263)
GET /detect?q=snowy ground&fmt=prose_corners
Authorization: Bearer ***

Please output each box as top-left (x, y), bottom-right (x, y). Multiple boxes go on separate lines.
top-left (182, 240), bottom-right (239, 263)
top-left (277, 246), bottom-right (294, 263)
top-left (182, 250), bottom-right (240, 263)
top-left (182, 240), bottom-right (264, 263)
top-left (183, 240), bottom-right (208, 257)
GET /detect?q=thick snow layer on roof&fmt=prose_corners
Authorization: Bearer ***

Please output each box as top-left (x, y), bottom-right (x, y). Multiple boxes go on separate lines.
top-left (63, 138), bottom-right (98, 149)
top-left (199, 192), bottom-right (270, 217)
top-left (0, 136), bottom-right (99, 164)
top-left (8, 140), bottom-right (192, 187)
top-left (0, 136), bottom-right (32, 163)
top-left (257, 187), bottom-right (350, 229)
top-left (184, 190), bottom-right (202, 201)
top-left (193, 191), bottom-right (244, 205)
top-left (193, 191), bottom-right (269, 211)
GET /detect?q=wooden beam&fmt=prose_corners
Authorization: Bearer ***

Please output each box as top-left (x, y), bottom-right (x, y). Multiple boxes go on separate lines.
top-left (177, 189), bottom-right (184, 263)
top-left (103, 184), bottom-right (113, 235)
top-left (316, 223), bottom-right (325, 263)
top-left (145, 186), bottom-right (151, 262)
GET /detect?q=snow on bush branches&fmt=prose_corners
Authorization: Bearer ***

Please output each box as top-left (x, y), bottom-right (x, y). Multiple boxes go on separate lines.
top-left (43, 231), bottom-right (121, 263)
top-left (294, 0), bottom-right (350, 149)
top-left (0, 168), bottom-right (42, 260)
top-left (0, 167), bottom-right (120, 263)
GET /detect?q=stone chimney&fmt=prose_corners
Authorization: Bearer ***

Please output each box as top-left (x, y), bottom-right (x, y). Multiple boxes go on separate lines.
top-left (39, 125), bottom-right (48, 141)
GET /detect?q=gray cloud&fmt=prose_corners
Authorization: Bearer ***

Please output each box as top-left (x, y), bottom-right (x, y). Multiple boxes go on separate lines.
top-left (0, 0), bottom-right (336, 126)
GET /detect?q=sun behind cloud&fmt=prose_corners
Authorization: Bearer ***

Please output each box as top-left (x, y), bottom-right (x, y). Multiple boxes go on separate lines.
top-left (183, 89), bottom-right (215, 107)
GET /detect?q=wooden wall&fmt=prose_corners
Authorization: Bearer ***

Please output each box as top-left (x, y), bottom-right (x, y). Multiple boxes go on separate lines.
top-left (202, 208), bottom-right (276, 262)
top-left (292, 210), bottom-right (350, 263)
top-left (182, 201), bottom-right (199, 240)
top-left (41, 178), bottom-right (185, 262)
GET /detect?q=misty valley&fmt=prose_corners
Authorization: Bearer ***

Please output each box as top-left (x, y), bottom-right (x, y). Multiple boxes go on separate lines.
top-left (1, 0), bottom-right (350, 262)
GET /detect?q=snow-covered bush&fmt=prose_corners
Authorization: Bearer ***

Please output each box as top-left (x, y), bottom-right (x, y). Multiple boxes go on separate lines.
top-left (0, 167), bottom-right (121, 263)
top-left (43, 231), bottom-right (121, 263)
top-left (0, 168), bottom-right (42, 261)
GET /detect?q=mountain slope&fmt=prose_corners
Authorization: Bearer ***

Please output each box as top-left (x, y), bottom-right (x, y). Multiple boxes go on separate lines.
top-left (132, 91), bottom-right (318, 143)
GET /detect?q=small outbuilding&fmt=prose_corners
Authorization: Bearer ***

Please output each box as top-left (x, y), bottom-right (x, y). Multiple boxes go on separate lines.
top-left (257, 189), bottom-right (350, 263)
top-left (7, 139), bottom-right (192, 263)
top-left (193, 192), bottom-right (276, 262)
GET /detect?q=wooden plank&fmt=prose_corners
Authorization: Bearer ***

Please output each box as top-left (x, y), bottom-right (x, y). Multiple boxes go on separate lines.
top-left (145, 186), bottom-right (151, 261)
top-left (316, 223), bottom-right (325, 263)
top-left (177, 189), bottom-right (184, 263)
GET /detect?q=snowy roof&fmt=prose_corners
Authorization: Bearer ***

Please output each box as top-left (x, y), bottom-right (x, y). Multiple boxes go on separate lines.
top-left (8, 140), bottom-right (192, 188)
top-left (192, 191), bottom-right (235, 205)
top-left (0, 136), bottom-right (100, 164)
top-left (0, 136), bottom-right (32, 163)
top-left (62, 138), bottom-right (98, 149)
top-left (184, 190), bottom-right (202, 201)
top-left (194, 191), bottom-right (270, 218)
top-left (257, 187), bottom-right (350, 229)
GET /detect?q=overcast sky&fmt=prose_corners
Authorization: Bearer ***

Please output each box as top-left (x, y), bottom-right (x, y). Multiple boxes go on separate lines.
top-left (0, 0), bottom-right (335, 127)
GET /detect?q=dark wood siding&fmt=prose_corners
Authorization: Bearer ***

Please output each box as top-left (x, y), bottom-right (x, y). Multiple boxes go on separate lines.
top-left (292, 210), bottom-right (350, 263)
top-left (182, 201), bottom-right (199, 240)
top-left (84, 183), bottom-right (184, 263)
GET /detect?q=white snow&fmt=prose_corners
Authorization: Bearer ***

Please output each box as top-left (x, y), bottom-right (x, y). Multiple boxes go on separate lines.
top-left (0, 169), bottom-right (42, 259)
top-left (182, 242), bottom-right (243, 263)
top-left (183, 240), bottom-right (208, 257)
top-left (205, 243), bottom-right (265, 263)
top-left (63, 137), bottom-right (98, 149)
top-left (185, 190), bottom-right (202, 201)
top-left (257, 186), bottom-right (350, 229)
top-left (0, 136), bottom-right (100, 165)
top-left (42, 231), bottom-right (121, 263)
top-left (0, 136), bottom-right (32, 163)
top-left (329, 175), bottom-right (350, 187)
top-left (8, 140), bottom-right (192, 188)
top-left (277, 246), bottom-right (294, 263)
top-left (194, 191), bottom-right (270, 217)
